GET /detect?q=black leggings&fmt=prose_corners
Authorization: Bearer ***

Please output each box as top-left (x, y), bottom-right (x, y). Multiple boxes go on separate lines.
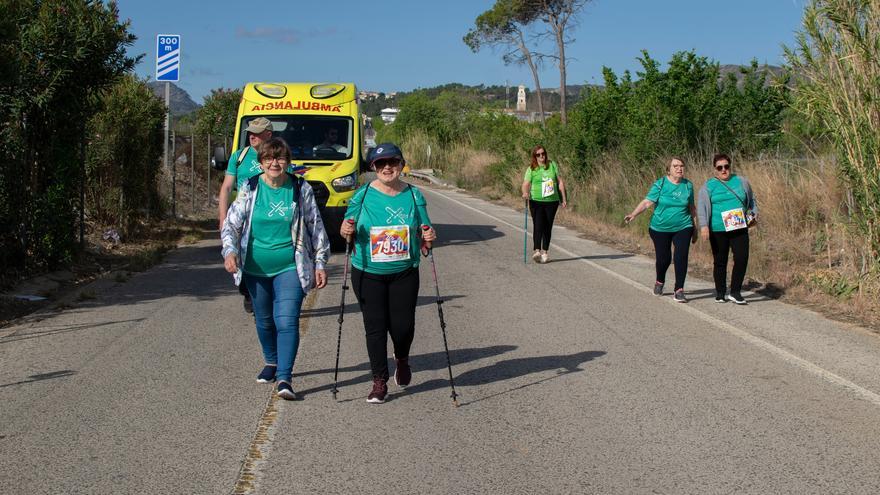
top-left (648, 227), bottom-right (693, 290)
top-left (709, 229), bottom-right (750, 295)
top-left (529, 200), bottom-right (559, 251)
top-left (351, 267), bottom-right (420, 380)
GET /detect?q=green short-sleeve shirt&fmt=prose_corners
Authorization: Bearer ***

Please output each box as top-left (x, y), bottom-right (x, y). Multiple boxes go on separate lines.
top-left (344, 184), bottom-right (433, 275)
top-left (645, 177), bottom-right (694, 232)
top-left (243, 178), bottom-right (296, 277)
top-left (227, 147), bottom-right (262, 190)
top-left (706, 176), bottom-right (747, 232)
top-left (523, 161), bottom-right (560, 202)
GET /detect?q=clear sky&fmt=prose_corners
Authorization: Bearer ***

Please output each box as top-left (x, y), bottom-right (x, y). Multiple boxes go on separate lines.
top-left (118, 0), bottom-right (807, 103)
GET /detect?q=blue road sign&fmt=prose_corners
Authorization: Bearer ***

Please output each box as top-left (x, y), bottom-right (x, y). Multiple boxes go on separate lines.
top-left (156, 34), bottom-right (181, 82)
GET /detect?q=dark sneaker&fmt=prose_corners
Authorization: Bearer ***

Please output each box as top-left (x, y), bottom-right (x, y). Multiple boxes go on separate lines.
top-left (366, 376), bottom-right (388, 404)
top-left (276, 381), bottom-right (296, 400)
top-left (726, 293), bottom-right (747, 305)
top-left (673, 289), bottom-right (687, 303)
top-left (715, 291), bottom-right (727, 303)
top-left (256, 365), bottom-right (276, 383)
top-left (653, 282), bottom-right (664, 296)
top-left (243, 295), bottom-right (254, 314)
top-left (394, 357), bottom-right (411, 387)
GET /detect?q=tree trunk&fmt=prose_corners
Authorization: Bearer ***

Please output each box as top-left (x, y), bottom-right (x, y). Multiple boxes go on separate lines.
top-left (555, 22), bottom-right (567, 124)
top-left (517, 31), bottom-right (545, 125)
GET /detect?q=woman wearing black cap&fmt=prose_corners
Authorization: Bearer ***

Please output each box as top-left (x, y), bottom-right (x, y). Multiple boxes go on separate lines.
top-left (340, 143), bottom-right (437, 404)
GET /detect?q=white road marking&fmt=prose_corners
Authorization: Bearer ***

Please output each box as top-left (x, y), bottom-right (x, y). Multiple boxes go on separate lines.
top-left (423, 187), bottom-right (880, 408)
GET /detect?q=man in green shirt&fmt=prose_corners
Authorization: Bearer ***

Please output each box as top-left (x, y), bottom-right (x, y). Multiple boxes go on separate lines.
top-left (218, 117), bottom-right (274, 313)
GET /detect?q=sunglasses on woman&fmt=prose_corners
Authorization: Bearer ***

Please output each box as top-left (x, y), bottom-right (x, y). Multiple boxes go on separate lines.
top-left (374, 158), bottom-right (402, 168)
top-left (535, 152), bottom-right (546, 157)
top-left (715, 164), bottom-right (731, 171)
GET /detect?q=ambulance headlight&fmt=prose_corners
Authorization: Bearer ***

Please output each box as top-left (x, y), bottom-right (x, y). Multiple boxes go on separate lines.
top-left (331, 173), bottom-right (358, 192)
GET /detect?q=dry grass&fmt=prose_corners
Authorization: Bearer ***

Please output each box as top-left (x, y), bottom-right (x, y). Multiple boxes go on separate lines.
top-left (435, 144), bottom-right (880, 329)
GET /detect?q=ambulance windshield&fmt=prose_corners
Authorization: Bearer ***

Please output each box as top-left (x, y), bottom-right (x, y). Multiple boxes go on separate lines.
top-left (238, 116), bottom-right (353, 162)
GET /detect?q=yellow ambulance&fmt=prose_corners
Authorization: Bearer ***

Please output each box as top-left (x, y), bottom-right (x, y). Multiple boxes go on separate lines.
top-left (217, 82), bottom-right (364, 250)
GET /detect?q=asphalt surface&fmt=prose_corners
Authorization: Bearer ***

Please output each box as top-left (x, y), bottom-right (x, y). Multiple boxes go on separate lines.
top-left (3, 182), bottom-right (880, 494)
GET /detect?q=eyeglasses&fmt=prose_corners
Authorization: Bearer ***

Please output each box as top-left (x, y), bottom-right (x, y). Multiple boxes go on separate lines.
top-left (535, 152), bottom-right (546, 157)
top-left (374, 158), bottom-right (402, 168)
top-left (715, 163), bottom-right (731, 171)
top-left (261, 157), bottom-right (287, 165)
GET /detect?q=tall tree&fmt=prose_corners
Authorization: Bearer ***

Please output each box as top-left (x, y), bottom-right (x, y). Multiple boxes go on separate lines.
top-left (523, 0), bottom-right (591, 124)
top-left (464, 0), bottom-right (546, 123)
top-left (784, 0), bottom-right (880, 267)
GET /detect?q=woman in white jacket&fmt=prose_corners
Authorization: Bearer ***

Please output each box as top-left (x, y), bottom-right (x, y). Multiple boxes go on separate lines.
top-left (221, 138), bottom-right (330, 399)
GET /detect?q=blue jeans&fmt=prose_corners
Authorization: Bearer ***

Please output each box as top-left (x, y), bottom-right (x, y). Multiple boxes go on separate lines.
top-left (244, 269), bottom-right (305, 384)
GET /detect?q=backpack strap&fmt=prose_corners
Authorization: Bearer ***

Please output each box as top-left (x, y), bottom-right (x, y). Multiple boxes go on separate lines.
top-left (236, 146), bottom-right (251, 167)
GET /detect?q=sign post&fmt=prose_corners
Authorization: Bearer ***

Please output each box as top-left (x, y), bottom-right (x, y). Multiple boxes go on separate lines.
top-left (156, 34), bottom-right (180, 217)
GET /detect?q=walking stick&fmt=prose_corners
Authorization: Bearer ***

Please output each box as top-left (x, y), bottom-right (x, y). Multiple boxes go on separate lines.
top-left (422, 226), bottom-right (459, 407)
top-left (523, 197), bottom-right (528, 264)
top-left (331, 222), bottom-right (354, 400)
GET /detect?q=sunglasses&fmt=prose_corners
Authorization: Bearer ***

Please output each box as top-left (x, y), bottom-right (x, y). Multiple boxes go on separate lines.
top-left (374, 158), bottom-right (402, 168)
top-left (715, 164), bottom-right (731, 171)
top-left (535, 152), bottom-right (546, 157)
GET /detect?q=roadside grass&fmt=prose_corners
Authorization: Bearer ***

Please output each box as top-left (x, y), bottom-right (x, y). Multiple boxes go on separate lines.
top-left (433, 143), bottom-right (880, 329)
top-left (0, 216), bottom-right (216, 328)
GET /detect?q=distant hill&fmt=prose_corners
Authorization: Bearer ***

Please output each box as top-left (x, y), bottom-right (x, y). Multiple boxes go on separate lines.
top-left (147, 82), bottom-right (200, 117)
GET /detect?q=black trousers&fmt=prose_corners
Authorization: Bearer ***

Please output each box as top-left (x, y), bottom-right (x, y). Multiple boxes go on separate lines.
top-left (529, 200), bottom-right (560, 251)
top-left (649, 227), bottom-right (693, 290)
top-left (351, 266), bottom-right (420, 380)
top-left (709, 229), bottom-right (750, 295)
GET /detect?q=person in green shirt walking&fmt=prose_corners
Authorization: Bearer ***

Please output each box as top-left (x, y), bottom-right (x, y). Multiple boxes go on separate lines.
top-left (624, 157), bottom-right (697, 302)
top-left (221, 138), bottom-right (330, 400)
top-left (697, 153), bottom-right (758, 305)
top-left (521, 145), bottom-right (567, 264)
top-left (339, 143), bottom-right (437, 404)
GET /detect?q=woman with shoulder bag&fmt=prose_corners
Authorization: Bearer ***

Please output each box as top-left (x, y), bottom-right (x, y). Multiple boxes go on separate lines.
top-left (624, 157), bottom-right (697, 302)
top-left (697, 153), bottom-right (758, 305)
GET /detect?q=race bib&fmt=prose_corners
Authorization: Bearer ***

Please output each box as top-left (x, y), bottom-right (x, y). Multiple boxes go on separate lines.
top-left (721, 207), bottom-right (748, 231)
top-left (541, 177), bottom-right (556, 198)
top-left (370, 225), bottom-right (411, 262)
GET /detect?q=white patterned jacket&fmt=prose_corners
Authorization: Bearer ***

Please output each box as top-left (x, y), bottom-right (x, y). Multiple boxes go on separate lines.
top-left (221, 173), bottom-right (330, 292)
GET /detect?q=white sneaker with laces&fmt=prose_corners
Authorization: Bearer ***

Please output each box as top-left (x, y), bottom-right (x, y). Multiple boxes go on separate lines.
top-left (540, 252), bottom-right (549, 264)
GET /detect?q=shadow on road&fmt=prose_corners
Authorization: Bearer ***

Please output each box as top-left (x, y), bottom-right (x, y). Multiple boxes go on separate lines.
top-left (0, 318), bottom-right (147, 344)
top-left (430, 223), bottom-right (505, 247)
top-left (0, 369), bottom-right (77, 389)
top-left (405, 350), bottom-right (607, 406)
top-left (295, 344), bottom-right (518, 397)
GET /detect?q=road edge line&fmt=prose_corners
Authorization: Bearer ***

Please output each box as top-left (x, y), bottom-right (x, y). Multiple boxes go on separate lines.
top-left (423, 187), bottom-right (880, 408)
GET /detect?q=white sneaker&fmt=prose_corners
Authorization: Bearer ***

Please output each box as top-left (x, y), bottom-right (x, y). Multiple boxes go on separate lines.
top-left (532, 250), bottom-right (542, 263)
top-left (540, 252), bottom-right (549, 263)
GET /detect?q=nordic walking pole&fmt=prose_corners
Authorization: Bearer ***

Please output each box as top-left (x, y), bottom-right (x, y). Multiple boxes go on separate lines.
top-left (523, 197), bottom-right (528, 264)
top-left (331, 220), bottom-right (354, 400)
top-left (422, 225), bottom-right (459, 407)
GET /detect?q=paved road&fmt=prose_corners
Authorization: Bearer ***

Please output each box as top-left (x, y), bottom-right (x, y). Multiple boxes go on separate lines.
top-left (3, 182), bottom-right (880, 494)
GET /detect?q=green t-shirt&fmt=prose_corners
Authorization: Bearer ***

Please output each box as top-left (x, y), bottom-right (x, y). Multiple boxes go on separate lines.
top-left (227, 147), bottom-right (262, 190)
top-left (243, 177), bottom-right (296, 277)
top-left (706, 175), bottom-right (748, 232)
top-left (344, 184), bottom-right (433, 275)
top-left (523, 161), bottom-right (560, 202)
top-left (645, 177), bottom-right (694, 232)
